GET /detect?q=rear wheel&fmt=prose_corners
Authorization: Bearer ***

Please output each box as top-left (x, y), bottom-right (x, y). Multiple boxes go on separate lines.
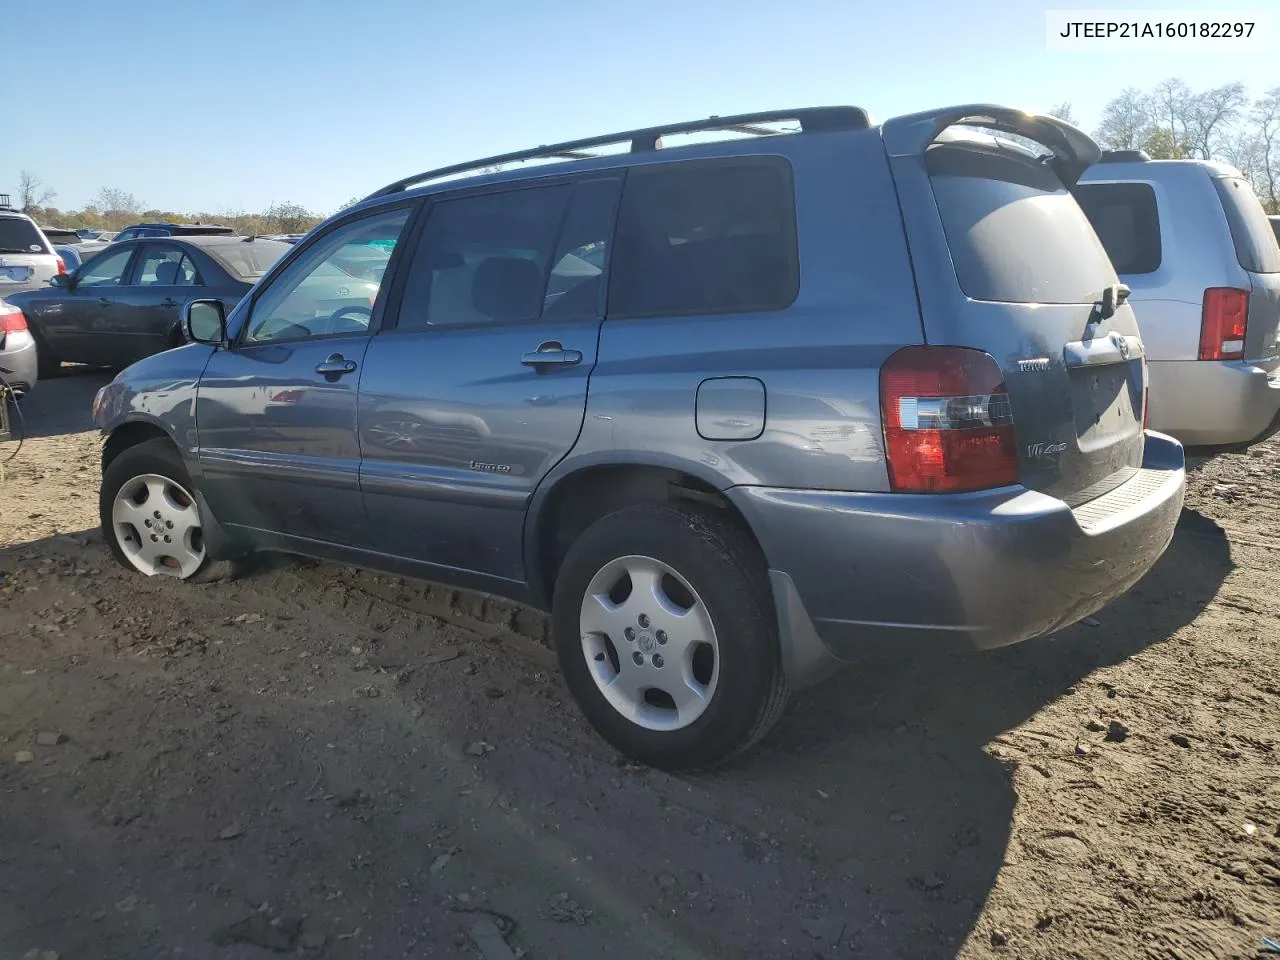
top-left (551, 503), bottom-right (788, 769)
top-left (35, 338), bottom-right (61, 379)
top-left (100, 438), bottom-right (238, 582)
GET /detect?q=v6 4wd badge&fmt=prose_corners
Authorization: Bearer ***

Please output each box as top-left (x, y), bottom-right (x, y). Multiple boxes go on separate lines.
top-left (1027, 441), bottom-right (1068, 459)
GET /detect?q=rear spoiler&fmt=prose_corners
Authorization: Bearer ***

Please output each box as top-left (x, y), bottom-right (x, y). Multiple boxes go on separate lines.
top-left (881, 104), bottom-right (1102, 187)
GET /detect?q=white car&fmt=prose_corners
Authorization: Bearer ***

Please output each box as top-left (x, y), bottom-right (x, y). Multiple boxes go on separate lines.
top-left (0, 196), bottom-right (63, 298)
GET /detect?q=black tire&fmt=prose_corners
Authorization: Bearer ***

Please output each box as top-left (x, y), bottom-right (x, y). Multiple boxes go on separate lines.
top-left (99, 438), bottom-right (239, 583)
top-left (34, 335), bottom-right (62, 379)
top-left (551, 502), bottom-right (788, 770)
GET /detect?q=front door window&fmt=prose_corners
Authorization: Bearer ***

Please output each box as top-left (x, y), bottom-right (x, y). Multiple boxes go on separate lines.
top-left (243, 210), bottom-right (409, 344)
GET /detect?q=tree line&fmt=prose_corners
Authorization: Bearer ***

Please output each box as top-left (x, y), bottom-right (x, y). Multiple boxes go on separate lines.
top-left (1093, 79), bottom-right (1279, 211)
top-left (11, 174), bottom-right (331, 236)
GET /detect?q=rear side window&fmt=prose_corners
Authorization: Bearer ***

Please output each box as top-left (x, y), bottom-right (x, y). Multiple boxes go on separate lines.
top-left (1073, 182), bottom-right (1162, 275)
top-left (927, 145), bottom-right (1118, 304)
top-left (608, 157), bottom-right (798, 318)
top-left (1213, 177), bottom-right (1280, 274)
top-left (0, 217), bottom-right (49, 254)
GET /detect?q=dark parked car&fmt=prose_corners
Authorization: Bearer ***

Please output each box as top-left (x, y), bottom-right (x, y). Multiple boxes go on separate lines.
top-left (111, 223), bottom-right (235, 243)
top-left (40, 226), bottom-right (83, 247)
top-left (92, 105), bottom-right (1186, 768)
top-left (7, 236), bottom-right (290, 375)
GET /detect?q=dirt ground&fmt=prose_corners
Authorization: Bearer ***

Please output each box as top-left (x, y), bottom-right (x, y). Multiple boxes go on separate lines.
top-left (1, 369), bottom-right (1277, 960)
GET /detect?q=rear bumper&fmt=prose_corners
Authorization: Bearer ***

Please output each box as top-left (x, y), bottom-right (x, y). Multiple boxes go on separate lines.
top-left (0, 334), bottom-right (38, 396)
top-left (728, 432), bottom-right (1186, 688)
top-left (1149, 358), bottom-right (1280, 451)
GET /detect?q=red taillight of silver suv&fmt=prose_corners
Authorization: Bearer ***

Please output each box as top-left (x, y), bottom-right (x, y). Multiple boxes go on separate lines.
top-left (1198, 288), bottom-right (1249, 361)
top-left (880, 346), bottom-right (1019, 493)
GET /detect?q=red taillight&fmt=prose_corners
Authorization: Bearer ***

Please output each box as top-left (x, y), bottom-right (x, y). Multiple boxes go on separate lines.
top-left (0, 304), bottom-right (27, 333)
top-left (880, 346), bottom-right (1019, 493)
top-left (1198, 288), bottom-right (1249, 361)
top-left (56, 257), bottom-right (67, 275)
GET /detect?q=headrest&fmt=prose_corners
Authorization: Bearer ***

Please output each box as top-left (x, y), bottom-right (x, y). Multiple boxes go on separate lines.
top-left (471, 256), bottom-right (542, 322)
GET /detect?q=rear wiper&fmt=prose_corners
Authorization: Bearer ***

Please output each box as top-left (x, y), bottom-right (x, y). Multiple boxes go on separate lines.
top-left (1092, 283), bottom-right (1131, 321)
top-left (0, 248), bottom-right (33, 253)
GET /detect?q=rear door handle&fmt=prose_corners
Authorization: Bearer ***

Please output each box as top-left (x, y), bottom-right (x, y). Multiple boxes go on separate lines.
top-left (520, 340), bottom-right (582, 371)
top-left (315, 353), bottom-right (358, 379)
top-left (161, 297), bottom-right (178, 306)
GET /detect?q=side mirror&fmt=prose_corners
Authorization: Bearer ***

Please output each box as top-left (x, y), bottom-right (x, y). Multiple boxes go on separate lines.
top-left (182, 299), bottom-right (227, 345)
top-left (49, 273), bottom-right (71, 289)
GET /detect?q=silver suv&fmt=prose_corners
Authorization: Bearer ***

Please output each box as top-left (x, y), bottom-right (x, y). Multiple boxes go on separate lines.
top-left (0, 196), bottom-right (63, 298)
top-left (93, 105), bottom-right (1185, 768)
top-left (1077, 153), bottom-right (1280, 452)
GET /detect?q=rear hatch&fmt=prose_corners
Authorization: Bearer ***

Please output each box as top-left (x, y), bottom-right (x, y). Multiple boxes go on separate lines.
top-left (0, 216), bottom-right (53, 287)
top-left (883, 106), bottom-right (1145, 505)
top-left (1212, 175), bottom-right (1280, 363)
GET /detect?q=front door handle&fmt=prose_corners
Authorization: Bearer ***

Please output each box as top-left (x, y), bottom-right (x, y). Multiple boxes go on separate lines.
top-left (520, 340), bottom-right (582, 371)
top-left (161, 297), bottom-right (178, 306)
top-left (315, 353), bottom-right (358, 380)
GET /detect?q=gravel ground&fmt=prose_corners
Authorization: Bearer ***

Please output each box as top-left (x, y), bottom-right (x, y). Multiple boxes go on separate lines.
top-left (1, 369), bottom-right (1277, 960)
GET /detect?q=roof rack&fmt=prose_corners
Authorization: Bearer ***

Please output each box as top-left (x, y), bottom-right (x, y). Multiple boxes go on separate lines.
top-left (1099, 149), bottom-right (1151, 163)
top-left (366, 106), bottom-right (870, 200)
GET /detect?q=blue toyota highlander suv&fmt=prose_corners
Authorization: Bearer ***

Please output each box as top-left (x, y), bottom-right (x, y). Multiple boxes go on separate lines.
top-left (93, 104), bottom-right (1185, 768)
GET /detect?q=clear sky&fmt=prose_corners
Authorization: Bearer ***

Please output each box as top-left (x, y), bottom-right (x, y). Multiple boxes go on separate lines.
top-left (5, 0), bottom-right (1275, 216)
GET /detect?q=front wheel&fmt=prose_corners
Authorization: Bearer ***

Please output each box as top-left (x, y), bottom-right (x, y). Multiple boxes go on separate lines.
top-left (551, 503), bottom-right (788, 770)
top-left (100, 438), bottom-right (238, 582)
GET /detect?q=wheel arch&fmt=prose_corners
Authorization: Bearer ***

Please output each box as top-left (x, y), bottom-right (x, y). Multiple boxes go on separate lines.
top-left (524, 454), bottom-right (762, 611)
top-left (102, 418), bottom-right (182, 473)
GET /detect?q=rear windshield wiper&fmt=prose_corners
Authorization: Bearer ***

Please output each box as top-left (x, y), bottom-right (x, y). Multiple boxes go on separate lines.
top-left (0, 247), bottom-right (36, 253)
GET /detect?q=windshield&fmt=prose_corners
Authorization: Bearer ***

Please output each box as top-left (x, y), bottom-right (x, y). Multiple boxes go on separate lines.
top-left (0, 217), bottom-right (49, 254)
top-left (207, 240), bottom-right (292, 280)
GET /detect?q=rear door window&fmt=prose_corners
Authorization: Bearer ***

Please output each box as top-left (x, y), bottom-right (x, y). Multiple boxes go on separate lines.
top-left (1073, 182), bottom-right (1162, 275)
top-left (607, 157), bottom-right (798, 318)
top-left (543, 179), bottom-right (619, 319)
top-left (134, 244), bottom-right (186, 285)
top-left (927, 144), bottom-right (1118, 304)
top-left (0, 217), bottom-right (49, 254)
top-left (395, 184), bottom-right (572, 330)
top-left (1213, 176), bottom-right (1280, 274)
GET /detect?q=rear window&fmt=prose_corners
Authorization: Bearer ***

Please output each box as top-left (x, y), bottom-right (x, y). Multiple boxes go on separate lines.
top-left (607, 157), bottom-right (799, 318)
top-left (1213, 177), bottom-right (1280, 274)
top-left (207, 240), bottom-right (291, 279)
top-left (927, 144), bottom-right (1118, 304)
top-left (1073, 182), bottom-right (1162, 275)
top-left (0, 217), bottom-right (49, 254)
top-left (1271, 217), bottom-right (1280, 245)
